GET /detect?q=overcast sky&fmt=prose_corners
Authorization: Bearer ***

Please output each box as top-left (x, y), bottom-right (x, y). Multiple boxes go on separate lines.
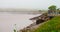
top-left (0, 0), bottom-right (60, 10)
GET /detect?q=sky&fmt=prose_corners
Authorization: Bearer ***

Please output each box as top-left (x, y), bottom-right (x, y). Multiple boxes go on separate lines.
top-left (0, 0), bottom-right (60, 10)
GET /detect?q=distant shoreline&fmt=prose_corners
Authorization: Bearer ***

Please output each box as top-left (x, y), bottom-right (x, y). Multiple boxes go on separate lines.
top-left (0, 11), bottom-right (44, 14)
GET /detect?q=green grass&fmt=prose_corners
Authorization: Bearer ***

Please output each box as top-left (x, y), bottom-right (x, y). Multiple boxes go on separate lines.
top-left (34, 16), bottom-right (60, 32)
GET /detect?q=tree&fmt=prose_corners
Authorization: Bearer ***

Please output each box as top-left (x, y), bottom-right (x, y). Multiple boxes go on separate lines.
top-left (57, 8), bottom-right (60, 11)
top-left (48, 5), bottom-right (57, 11)
top-left (48, 5), bottom-right (57, 15)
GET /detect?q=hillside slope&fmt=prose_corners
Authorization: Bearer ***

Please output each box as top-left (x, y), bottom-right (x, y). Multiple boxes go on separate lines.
top-left (34, 16), bottom-right (60, 32)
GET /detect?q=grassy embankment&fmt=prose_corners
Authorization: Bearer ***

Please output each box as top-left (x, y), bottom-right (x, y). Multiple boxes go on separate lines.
top-left (34, 16), bottom-right (60, 32)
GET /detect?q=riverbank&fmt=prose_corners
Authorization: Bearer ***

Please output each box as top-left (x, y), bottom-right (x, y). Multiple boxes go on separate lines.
top-left (18, 13), bottom-right (54, 32)
top-left (34, 16), bottom-right (60, 32)
top-left (19, 12), bottom-right (60, 32)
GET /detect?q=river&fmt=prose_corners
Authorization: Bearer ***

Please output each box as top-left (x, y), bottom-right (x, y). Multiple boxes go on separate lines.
top-left (0, 12), bottom-right (41, 32)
